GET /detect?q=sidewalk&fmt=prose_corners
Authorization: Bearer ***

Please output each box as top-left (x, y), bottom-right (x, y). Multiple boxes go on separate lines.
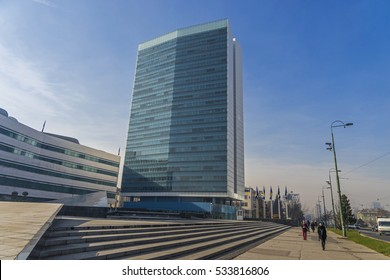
top-left (0, 202), bottom-right (62, 260)
top-left (2, 201), bottom-right (389, 261)
top-left (234, 227), bottom-right (390, 260)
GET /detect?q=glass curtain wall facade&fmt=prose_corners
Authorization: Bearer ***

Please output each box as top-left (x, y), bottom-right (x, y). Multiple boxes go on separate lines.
top-left (121, 19), bottom-right (244, 215)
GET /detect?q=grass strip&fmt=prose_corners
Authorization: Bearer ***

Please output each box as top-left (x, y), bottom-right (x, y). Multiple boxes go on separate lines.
top-left (329, 228), bottom-right (390, 257)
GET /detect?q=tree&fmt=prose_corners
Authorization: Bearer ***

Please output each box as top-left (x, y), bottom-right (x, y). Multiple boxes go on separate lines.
top-left (341, 194), bottom-right (356, 226)
top-left (22, 191), bottom-right (29, 201)
top-left (289, 201), bottom-right (304, 220)
top-left (321, 210), bottom-right (333, 226)
top-left (11, 191), bottom-right (18, 200)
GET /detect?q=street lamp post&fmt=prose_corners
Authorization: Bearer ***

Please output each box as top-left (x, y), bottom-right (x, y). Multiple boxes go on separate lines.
top-left (327, 120), bottom-right (353, 237)
top-left (327, 168), bottom-right (337, 227)
top-left (321, 187), bottom-right (327, 225)
top-left (317, 196), bottom-right (322, 220)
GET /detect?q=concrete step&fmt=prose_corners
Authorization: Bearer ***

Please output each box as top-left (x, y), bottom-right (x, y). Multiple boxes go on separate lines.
top-left (38, 224), bottom-right (272, 260)
top-left (178, 226), bottom-right (289, 260)
top-left (45, 224), bottom-right (266, 258)
top-left (40, 224), bottom-right (255, 246)
top-left (123, 224), bottom-right (288, 260)
top-left (49, 219), bottom-right (232, 231)
top-left (44, 222), bottom-right (244, 238)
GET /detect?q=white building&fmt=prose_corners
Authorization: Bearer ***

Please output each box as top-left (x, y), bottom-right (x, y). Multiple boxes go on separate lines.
top-left (0, 108), bottom-right (120, 207)
top-left (243, 187), bottom-right (257, 218)
top-left (287, 192), bottom-right (300, 204)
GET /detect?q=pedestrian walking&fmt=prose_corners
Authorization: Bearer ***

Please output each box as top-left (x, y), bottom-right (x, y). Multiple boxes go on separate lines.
top-left (301, 219), bottom-right (308, 240)
top-left (310, 221), bottom-right (315, 232)
top-left (317, 222), bottom-right (327, 250)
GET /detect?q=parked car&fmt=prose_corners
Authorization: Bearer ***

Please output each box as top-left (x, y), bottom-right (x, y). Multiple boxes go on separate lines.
top-left (347, 224), bottom-right (361, 230)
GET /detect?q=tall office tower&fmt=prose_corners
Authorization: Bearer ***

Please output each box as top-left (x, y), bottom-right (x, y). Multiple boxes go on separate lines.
top-left (121, 19), bottom-right (244, 218)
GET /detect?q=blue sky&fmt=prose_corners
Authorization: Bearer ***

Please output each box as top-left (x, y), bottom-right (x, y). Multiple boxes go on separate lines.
top-left (1, 0), bottom-right (390, 212)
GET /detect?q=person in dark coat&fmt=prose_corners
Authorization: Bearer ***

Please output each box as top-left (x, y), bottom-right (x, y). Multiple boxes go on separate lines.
top-left (317, 222), bottom-right (327, 250)
top-left (310, 221), bottom-right (315, 232)
top-left (301, 219), bottom-right (308, 240)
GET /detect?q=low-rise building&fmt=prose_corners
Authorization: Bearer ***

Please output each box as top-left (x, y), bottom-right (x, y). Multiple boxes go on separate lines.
top-left (242, 187), bottom-right (257, 218)
top-left (0, 108), bottom-right (120, 207)
top-left (356, 208), bottom-right (390, 226)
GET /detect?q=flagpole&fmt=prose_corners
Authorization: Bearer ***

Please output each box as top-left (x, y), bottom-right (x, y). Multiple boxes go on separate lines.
top-left (262, 187), bottom-right (266, 219)
top-left (269, 186), bottom-right (273, 219)
top-left (284, 186), bottom-right (289, 219)
top-left (255, 187), bottom-right (259, 219)
top-left (41, 120), bottom-right (46, 132)
top-left (277, 186), bottom-right (281, 219)
top-left (285, 200), bottom-right (289, 219)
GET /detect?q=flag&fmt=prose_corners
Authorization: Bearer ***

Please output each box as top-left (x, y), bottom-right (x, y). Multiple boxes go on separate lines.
top-left (285, 186), bottom-right (288, 199)
top-left (255, 186), bottom-right (259, 198)
top-left (261, 186), bottom-right (265, 199)
top-left (277, 186), bottom-right (281, 200)
top-left (270, 186), bottom-right (273, 200)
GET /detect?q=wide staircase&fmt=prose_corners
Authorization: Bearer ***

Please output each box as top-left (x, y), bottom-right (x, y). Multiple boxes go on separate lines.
top-left (28, 219), bottom-right (289, 260)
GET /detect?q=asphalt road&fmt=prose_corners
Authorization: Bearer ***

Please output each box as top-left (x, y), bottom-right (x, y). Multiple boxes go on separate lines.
top-left (359, 228), bottom-right (390, 243)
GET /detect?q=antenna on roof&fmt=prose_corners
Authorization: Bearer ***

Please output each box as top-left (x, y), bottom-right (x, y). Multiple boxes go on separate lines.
top-left (41, 120), bottom-right (46, 132)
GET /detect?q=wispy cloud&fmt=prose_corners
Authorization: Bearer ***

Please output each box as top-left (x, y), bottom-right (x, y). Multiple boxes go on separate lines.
top-left (0, 40), bottom-right (127, 153)
top-left (32, 0), bottom-right (56, 8)
top-left (0, 43), bottom-right (73, 115)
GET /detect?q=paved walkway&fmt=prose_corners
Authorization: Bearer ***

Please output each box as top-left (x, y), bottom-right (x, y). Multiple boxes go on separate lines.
top-left (0, 201), bottom-right (62, 260)
top-left (1, 201), bottom-right (389, 260)
top-left (234, 226), bottom-right (390, 260)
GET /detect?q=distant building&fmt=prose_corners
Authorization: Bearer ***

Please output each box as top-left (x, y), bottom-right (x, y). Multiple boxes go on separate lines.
top-left (289, 193), bottom-right (300, 203)
top-left (356, 208), bottom-right (390, 226)
top-left (0, 108), bottom-right (120, 207)
top-left (243, 187), bottom-right (257, 218)
top-left (372, 201), bottom-right (382, 209)
top-left (121, 19), bottom-right (244, 219)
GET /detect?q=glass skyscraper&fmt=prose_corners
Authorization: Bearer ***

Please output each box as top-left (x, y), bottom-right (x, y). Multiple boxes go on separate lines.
top-left (121, 19), bottom-right (244, 217)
